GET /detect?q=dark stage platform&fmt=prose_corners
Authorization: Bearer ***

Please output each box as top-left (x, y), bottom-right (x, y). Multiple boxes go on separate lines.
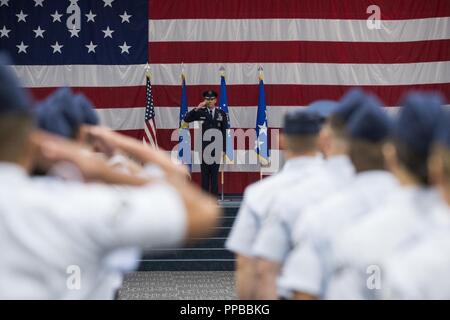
top-left (138, 196), bottom-right (242, 271)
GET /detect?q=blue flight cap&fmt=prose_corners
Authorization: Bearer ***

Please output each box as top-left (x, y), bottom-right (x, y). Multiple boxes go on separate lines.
top-left (35, 88), bottom-right (83, 138)
top-left (395, 92), bottom-right (444, 155)
top-left (49, 87), bottom-right (84, 129)
top-left (307, 100), bottom-right (339, 120)
top-left (35, 99), bottom-right (74, 138)
top-left (347, 99), bottom-right (391, 143)
top-left (73, 94), bottom-right (99, 125)
top-left (0, 53), bottom-right (32, 115)
top-left (283, 109), bottom-right (323, 135)
top-left (434, 110), bottom-right (450, 149)
top-left (333, 88), bottom-right (367, 123)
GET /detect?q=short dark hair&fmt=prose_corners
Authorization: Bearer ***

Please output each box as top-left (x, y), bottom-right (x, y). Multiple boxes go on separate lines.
top-left (0, 114), bottom-right (34, 163)
top-left (349, 138), bottom-right (386, 172)
top-left (394, 138), bottom-right (430, 185)
top-left (432, 144), bottom-right (450, 187)
top-left (284, 134), bottom-right (319, 154)
top-left (328, 114), bottom-right (348, 139)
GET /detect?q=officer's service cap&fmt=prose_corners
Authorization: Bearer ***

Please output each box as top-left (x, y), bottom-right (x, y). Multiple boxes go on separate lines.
top-left (308, 100), bottom-right (339, 120)
top-left (203, 90), bottom-right (218, 98)
top-left (333, 88), bottom-right (367, 123)
top-left (396, 91), bottom-right (444, 154)
top-left (347, 98), bottom-right (391, 143)
top-left (0, 53), bottom-right (32, 115)
top-left (283, 109), bottom-right (323, 135)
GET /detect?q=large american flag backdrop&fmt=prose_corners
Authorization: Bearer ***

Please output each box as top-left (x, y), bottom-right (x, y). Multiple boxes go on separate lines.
top-left (1, 0), bottom-right (450, 194)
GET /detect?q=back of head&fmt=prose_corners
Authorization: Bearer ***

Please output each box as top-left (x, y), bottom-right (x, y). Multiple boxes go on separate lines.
top-left (326, 88), bottom-right (375, 157)
top-left (433, 111), bottom-right (450, 186)
top-left (73, 94), bottom-right (99, 126)
top-left (282, 109), bottom-right (323, 154)
top-left (35, 88), bottom-right (76, 138)
top-left (0, 53), bottom-right (34, 163)
top-left (36, 88), bottom-right (97, 139)
top-left (346, 97), bottom-right (391, 172)
top-left (307, 99), bottom-right (340, 157)
top-left (394, 91), bottom-right (444, 185)
top-left (36, 89), bottom-right (100, 139)
top-left (0, 53), bottom-right (32, 117)
top-left (330, 88), bottom-right (367, 136)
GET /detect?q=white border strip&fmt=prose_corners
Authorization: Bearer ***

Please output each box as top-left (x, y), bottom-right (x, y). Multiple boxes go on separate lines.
top-left (97, 106), bottom-right (428, 130)
top-left (150, 62), bottom-right (450, 86)
top-left (11, 64), bottom-right (146, 88)
top-left (11, 62), bottom-right (450, 87)
top-left (149, 18), bottom-right (450, 43)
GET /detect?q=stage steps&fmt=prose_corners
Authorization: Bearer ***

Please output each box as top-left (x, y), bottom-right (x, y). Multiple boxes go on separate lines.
top-left (138, 201), bottom-right (240, 271)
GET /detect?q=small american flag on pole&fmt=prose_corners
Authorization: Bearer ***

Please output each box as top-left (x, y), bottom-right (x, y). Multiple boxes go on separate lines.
top-left (143, 68), bottom-right (158, 148)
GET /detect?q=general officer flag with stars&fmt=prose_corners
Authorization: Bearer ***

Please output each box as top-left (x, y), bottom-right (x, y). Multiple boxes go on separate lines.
top-left (178, 72), bottom-right (192, 169)
top-left (256, 67), bottom-right (269, 165)
top-left (219, 68), bottom-right (234, 163)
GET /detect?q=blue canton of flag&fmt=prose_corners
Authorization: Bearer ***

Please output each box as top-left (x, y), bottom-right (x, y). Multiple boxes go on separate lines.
top-left (219, 72), bottom-right (234, 163)
top-left (143, 71), bottom-right (158, 147)
top-left (256, 72), bottom-right (269, 165)
top-left (178, 73), bottom-right (192, 168)
top-left (0, 0), bottom-right (147, 65)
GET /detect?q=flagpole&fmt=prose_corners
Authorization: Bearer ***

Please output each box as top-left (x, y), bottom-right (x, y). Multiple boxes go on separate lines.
top-left (142, 64), bottom-right (150, 146)
top-left (219, 66), bottom-right (226, 202)
top-left (221, 153), bottom-right (225, 201)
top-left (258, 64), bottom-right (264, 181)
top-left (143, 64), bottom-right (159, 149)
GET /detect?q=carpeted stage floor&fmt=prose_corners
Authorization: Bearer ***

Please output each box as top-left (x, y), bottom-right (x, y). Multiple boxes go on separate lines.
top-left (117, 199), bottom-right (240, 300)
top-left (118, 271), bottom-right (236, 300)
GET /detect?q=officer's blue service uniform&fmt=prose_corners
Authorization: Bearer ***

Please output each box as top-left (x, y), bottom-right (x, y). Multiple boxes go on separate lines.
top-left (183, 90), bottom-right (228, 196)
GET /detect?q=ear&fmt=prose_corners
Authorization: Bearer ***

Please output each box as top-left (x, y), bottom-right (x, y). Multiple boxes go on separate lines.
top-left (428, 148), bottom-right (443, 187)
top-left (318, 125), bottom-right (332, 158)
top-left (279, 133), bottom-right (286, 150)
top-left (382, 142), bottom-right (398, 173)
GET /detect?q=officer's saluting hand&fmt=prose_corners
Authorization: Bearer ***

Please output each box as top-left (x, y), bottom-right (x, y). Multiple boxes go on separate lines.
top-left (183, 90), bottom-right (228, 196)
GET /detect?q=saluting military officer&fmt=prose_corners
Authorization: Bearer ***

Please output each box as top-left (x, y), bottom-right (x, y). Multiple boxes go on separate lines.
top-left (183, 90), bottom-right (228, 196)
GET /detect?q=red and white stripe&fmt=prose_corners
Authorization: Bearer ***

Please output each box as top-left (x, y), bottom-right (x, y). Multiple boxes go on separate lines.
top-left (16, 0), bottom-right (450, 193)
top-left (143, 118), bottom-right (158, 147)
